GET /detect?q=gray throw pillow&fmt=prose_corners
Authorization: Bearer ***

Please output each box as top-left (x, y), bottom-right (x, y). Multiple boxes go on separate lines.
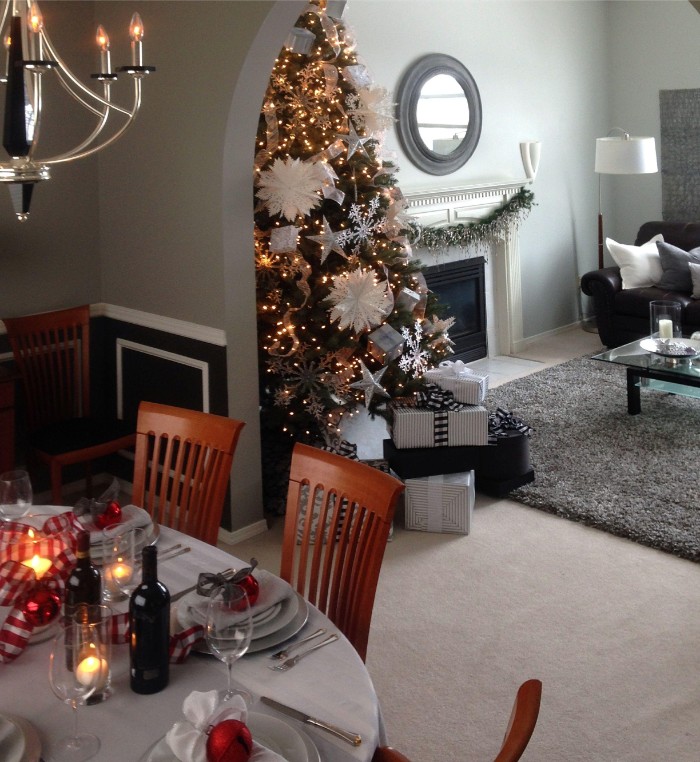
top-left (655, 241), bottom-right (700, 292)
top-left (690, 262), bottom-right (700, 299)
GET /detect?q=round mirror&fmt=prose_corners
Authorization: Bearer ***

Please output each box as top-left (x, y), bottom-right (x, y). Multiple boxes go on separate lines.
top-left (396, 54), bottom-right (482, 175)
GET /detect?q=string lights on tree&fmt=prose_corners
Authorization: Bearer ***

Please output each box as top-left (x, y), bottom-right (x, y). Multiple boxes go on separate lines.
top-left (254, 0), bottom-right (454, 509)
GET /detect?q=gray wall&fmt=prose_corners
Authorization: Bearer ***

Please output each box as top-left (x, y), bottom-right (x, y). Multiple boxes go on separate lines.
top-left (2, 1), bottom-right (699, 534)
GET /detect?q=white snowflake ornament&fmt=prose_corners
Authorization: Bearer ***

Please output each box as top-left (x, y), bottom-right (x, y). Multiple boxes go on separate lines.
top-left (398, 320), bottom-right (430, 377)
top-left (256, 157), bottom-right (325, 221)
top-left (327, 268), bottom-right (393, 334)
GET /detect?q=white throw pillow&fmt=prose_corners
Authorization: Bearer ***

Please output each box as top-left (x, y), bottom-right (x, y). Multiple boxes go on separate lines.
top-left (606, 234), bottom-right (664, 289)
top-left (690, 262), bottom-right (700, 299)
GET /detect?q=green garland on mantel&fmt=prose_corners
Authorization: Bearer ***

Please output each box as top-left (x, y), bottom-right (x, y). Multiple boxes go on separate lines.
top-left (408, 187), bottom-right (535, 253)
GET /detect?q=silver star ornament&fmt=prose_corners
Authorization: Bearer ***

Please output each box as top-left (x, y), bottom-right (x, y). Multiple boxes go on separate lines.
top-left (350, 361), bottom-right (390, 407)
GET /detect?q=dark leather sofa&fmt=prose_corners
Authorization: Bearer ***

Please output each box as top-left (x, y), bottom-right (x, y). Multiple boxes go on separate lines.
top-left (580, 221), bottom-right (700, 348)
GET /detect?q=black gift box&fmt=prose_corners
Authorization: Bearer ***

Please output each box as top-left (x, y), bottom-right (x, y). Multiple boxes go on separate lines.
top-left (383, 433), bottom-right (534, 496)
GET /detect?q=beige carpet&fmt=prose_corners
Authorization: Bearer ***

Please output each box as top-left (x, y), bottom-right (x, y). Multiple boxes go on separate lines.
top-left (228, 495), bottom-right (700, 761)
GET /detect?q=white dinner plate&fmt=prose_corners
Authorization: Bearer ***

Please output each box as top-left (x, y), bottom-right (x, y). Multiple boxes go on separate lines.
top-left (137, 711), bottom-right (319, 762)
top-left (0, 714), bottom-right (41, 762)
top-left (176, 591), bottom-right (299, 641)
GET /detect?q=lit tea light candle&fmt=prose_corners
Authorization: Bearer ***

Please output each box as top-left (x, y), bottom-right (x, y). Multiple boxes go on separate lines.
top-left (76, 652), bottom-right (109, 690)
top-left (21, 554), bottom-right (52, 579)
top-left (105, 559), bottom-right (133, 595)
top-left (658, 318), bottom-right (673, 339)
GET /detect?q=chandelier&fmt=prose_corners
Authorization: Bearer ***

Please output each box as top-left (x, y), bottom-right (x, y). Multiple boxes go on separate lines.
top-left (0, 0), bottom-right (155, 221)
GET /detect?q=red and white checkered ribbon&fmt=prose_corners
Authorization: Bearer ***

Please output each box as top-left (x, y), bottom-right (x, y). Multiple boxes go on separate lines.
top-left (0, 513), bottom-right (79, 663)
top-left (109, 611), bottom-right (204, 664)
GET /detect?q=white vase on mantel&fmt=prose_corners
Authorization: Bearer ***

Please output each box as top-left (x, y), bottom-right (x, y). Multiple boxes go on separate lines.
top-left (520, 140), bottom-right (541, 181)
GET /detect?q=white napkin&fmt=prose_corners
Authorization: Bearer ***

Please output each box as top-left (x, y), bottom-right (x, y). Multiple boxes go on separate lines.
top-left (166, 691), bottom-right (287, 762)
top-left (188, 570), bottom-right (294, 625)
top-left (78, 504), bottom-right (152, 543)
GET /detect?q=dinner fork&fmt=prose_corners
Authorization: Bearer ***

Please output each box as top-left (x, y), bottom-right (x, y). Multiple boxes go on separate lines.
top-left (270, 627), bottom-right (327, 660)
top-left (268, 634), bottom-right (338, 671)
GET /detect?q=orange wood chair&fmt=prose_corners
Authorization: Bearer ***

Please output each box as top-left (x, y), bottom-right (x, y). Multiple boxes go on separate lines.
top-left (132, 401), bottom-right (245, 546)
top-left (372, 679), bottom-right (542, 762)
top-left (280, 442), bottom-right (404, 662)
top-left (2, 305), bottom-right (135, 504)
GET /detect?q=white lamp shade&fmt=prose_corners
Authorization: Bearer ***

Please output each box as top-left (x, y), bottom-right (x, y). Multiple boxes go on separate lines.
top-left (595, 136), bottom-right (658, 174)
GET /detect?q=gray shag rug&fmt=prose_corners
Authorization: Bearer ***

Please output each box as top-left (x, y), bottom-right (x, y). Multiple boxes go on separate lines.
top-left (486, 355), bottom-right (700, 562)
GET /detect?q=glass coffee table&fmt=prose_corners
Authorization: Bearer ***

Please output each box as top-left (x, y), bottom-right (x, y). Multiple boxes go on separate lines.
top-left (593, 336), bottom-right (700, 414)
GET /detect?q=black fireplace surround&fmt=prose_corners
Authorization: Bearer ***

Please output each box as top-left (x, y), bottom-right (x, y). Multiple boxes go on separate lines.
top-left (424, 257), bottom-right (487, 362)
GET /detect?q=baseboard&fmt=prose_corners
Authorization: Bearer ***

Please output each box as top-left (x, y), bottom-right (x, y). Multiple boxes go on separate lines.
top-left (218, 520), bottom-right (269, 547)
top-left (511, 320), bottom-right (584, 353)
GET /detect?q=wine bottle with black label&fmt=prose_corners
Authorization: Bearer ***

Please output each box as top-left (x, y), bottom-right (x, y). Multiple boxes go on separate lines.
top-left (129, 545), bottom-right (170, 694)
top-left (64, 529), bottom-right (102, 622)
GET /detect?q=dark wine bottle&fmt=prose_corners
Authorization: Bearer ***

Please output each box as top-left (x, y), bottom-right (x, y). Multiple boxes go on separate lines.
top-left (63, 529), bottom-right (102, 622)
top-left (129, 545), bottom-right (170, 694)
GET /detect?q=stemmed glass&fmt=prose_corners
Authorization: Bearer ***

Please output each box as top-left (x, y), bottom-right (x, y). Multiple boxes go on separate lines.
top-left (0, 469), bottom-right (33, 521)
top-left (48, 622), bottom-right (104, 761)
top-left (205, 583), bottom-right (254, 706)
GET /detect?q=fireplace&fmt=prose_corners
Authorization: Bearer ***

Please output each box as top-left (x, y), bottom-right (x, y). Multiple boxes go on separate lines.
top-left (424, 257), bottom-right (487, 362)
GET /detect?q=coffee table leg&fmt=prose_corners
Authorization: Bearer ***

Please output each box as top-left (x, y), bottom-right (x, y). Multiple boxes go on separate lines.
top-left (627, 367), bottom-right (641, 414)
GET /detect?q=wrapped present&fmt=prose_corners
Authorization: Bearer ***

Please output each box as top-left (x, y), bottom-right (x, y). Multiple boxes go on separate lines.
top-left (424, 360), bottom-right (488, 405)
top-left (391, 386), bottom-right (488, 448)
top-left (404, 471), bottom-right (474, 534)
top-left (383, 438), bottom-right (482, 479)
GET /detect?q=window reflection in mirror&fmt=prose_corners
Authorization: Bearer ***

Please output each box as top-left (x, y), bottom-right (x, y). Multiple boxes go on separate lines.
top-left (417, 74), bottom-right (470, 156)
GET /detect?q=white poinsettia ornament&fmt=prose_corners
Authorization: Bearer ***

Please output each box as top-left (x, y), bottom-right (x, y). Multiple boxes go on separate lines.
top-left (327, 267), bottom-right (393, 333)
top-left (256, 157), bottom-right (325, 221)
top-left (346, 85), bottom-right (395, 135)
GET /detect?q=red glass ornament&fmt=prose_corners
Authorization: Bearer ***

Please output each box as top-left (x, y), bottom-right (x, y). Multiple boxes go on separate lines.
top-left (21, 584), bottom-right (61, 627)
top-left (206, 719), bottom-right (253, 762)
top-left (95, 501), bottom-right (122, 529)
top-left (236, 575), bottom-right (259, 608)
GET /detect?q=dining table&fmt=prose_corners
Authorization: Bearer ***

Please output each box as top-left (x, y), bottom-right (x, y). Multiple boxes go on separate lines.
top-left (0, 508), bottom-right (385, 762)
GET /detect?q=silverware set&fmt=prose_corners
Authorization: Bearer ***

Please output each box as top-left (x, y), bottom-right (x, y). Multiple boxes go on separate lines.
top-left (269, 627), bottom-right (327, 660)
top-left (158, 544), bottom-right (191, 563)
top-left (268, 633), bottom-right (338, 671)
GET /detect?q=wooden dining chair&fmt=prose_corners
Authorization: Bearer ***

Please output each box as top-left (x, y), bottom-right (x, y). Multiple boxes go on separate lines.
top-left (372, 679), bottom-right (542, 762)
top-left (2, 305), bottom-right (136, 504)
top-left (131, 401), bottom-right (245, 546)
top-left (280, 442), bottom-right (404, 662)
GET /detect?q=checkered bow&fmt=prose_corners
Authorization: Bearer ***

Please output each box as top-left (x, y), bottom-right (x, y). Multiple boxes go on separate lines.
top-left (488, 407), bottom-right (534, 444)
top-left (415, 384), bottom-right (469, 411)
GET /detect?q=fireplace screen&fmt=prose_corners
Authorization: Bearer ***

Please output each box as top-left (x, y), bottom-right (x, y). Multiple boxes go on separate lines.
top-left (423, 257), bottom-right (487, 362)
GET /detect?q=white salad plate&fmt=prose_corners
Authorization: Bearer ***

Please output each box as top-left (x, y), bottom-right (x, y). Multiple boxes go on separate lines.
top-left (0, 714), bottom-right (41, 762)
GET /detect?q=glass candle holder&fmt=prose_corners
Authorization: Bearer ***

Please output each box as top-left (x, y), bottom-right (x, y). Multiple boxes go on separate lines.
top-left (70, 603), bottom-right (113, 704)
top-left (649, 300), bottom-right (682, 340)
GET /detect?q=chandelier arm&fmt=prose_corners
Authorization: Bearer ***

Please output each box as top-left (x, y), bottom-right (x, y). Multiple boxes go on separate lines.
top-left (0, 4), bottom-right (10, 40)
top-left (42, 78), bottom-right (142, 165)
top-left (26, 70), bottom-right (43, 161)
top-left (41, 28), bottom-right (131, 117)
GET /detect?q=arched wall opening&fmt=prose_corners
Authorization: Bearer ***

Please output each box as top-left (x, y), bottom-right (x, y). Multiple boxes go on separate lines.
top-left (221, 1), bottom-right (307, 535)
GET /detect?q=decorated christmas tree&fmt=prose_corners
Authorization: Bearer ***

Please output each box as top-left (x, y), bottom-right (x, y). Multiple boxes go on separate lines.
top-left (254, 0), bottom-right (454, 510)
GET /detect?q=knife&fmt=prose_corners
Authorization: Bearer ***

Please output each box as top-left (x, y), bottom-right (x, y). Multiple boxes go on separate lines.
top-left (260, 696), bottom-right (362, 747)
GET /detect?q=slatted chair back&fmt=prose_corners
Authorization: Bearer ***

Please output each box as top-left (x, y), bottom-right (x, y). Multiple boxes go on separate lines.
top-left (3, 305), bottom-right (91, 431)
top-left (132, 401), bottom-right (245, 546)
top-left (280, 442), bottom-right (404, 662)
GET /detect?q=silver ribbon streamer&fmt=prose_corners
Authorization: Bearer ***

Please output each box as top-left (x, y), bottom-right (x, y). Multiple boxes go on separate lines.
top-left (321, 62), bottom-right (339, 99)
top-left (311, 8), bottom-right (341, 56)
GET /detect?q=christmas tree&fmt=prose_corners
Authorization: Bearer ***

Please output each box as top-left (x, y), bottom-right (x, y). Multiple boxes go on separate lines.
top-left (254, 1), bottom-right (454, 508)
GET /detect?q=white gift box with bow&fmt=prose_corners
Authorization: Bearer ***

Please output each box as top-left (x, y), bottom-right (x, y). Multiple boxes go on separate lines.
top-left (424, 360), bottom-right (488, 405)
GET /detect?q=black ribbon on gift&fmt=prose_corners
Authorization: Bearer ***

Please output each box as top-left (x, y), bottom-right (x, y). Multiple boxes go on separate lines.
top-left (488, 407), bottom-right (533, 444)
top-left (321, 439), bottom-right (359, 460)
top-left (196, 558), bottom-right (258, 597)
top-left (415, 384), bottom-right (469, 411)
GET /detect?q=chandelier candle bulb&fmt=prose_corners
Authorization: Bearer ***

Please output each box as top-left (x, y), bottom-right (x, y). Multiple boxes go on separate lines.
top-left (21, 554), bottom-right (52, 579)
top-left (129, 12), bottom-right (143, 66)
top-left (96, 25), bottom-right (111, 74)
top-left (28, 2), bottom-right (43, 59)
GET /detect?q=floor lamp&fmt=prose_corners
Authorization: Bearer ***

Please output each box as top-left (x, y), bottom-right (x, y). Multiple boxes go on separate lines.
top-left (594, 129), bottom-right (658, 269)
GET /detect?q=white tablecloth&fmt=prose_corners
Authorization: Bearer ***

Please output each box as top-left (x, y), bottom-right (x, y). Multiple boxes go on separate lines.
top-left (0, 522), bottom-right (382, 762)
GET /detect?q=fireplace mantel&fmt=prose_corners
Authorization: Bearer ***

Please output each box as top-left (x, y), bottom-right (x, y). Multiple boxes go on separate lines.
top-left (404, 178), bottom-right (530, 356)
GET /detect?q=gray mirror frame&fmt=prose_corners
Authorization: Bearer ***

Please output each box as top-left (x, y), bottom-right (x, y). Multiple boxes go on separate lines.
top-left (395, 54), bottom-right (482, 176)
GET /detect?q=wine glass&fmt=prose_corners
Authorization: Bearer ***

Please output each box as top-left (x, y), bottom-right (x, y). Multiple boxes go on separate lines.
top-left (102, 525), bottom-right (145, 601)
top-left (48, 622), bottom-right (104, 761)
top-left (0, 469), bottom-right (33, 520)
top-left (205, 583), bottom-right (254, 705)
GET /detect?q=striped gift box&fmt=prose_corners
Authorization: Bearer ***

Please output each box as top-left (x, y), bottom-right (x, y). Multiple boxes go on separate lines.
top-left (404, 471), bottom-right (474, 534)
top-left (391, 405), bottom-right (489, 448)
top-left (424, 362), bottom-right (489, 405)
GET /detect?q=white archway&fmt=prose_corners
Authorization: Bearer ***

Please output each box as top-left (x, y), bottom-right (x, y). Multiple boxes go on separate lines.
top-left (221, 2), bottom-right (307, 535)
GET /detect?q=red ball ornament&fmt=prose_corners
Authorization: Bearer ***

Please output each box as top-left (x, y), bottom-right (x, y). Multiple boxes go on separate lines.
top-left (21, 585), bottom-right (61, 627)
top-left (95, 501), bottom-right (122, 529)
top-left (206, 719), bottom-right (253, 762)
top-left (236, 574), bottom-right (260, 608)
